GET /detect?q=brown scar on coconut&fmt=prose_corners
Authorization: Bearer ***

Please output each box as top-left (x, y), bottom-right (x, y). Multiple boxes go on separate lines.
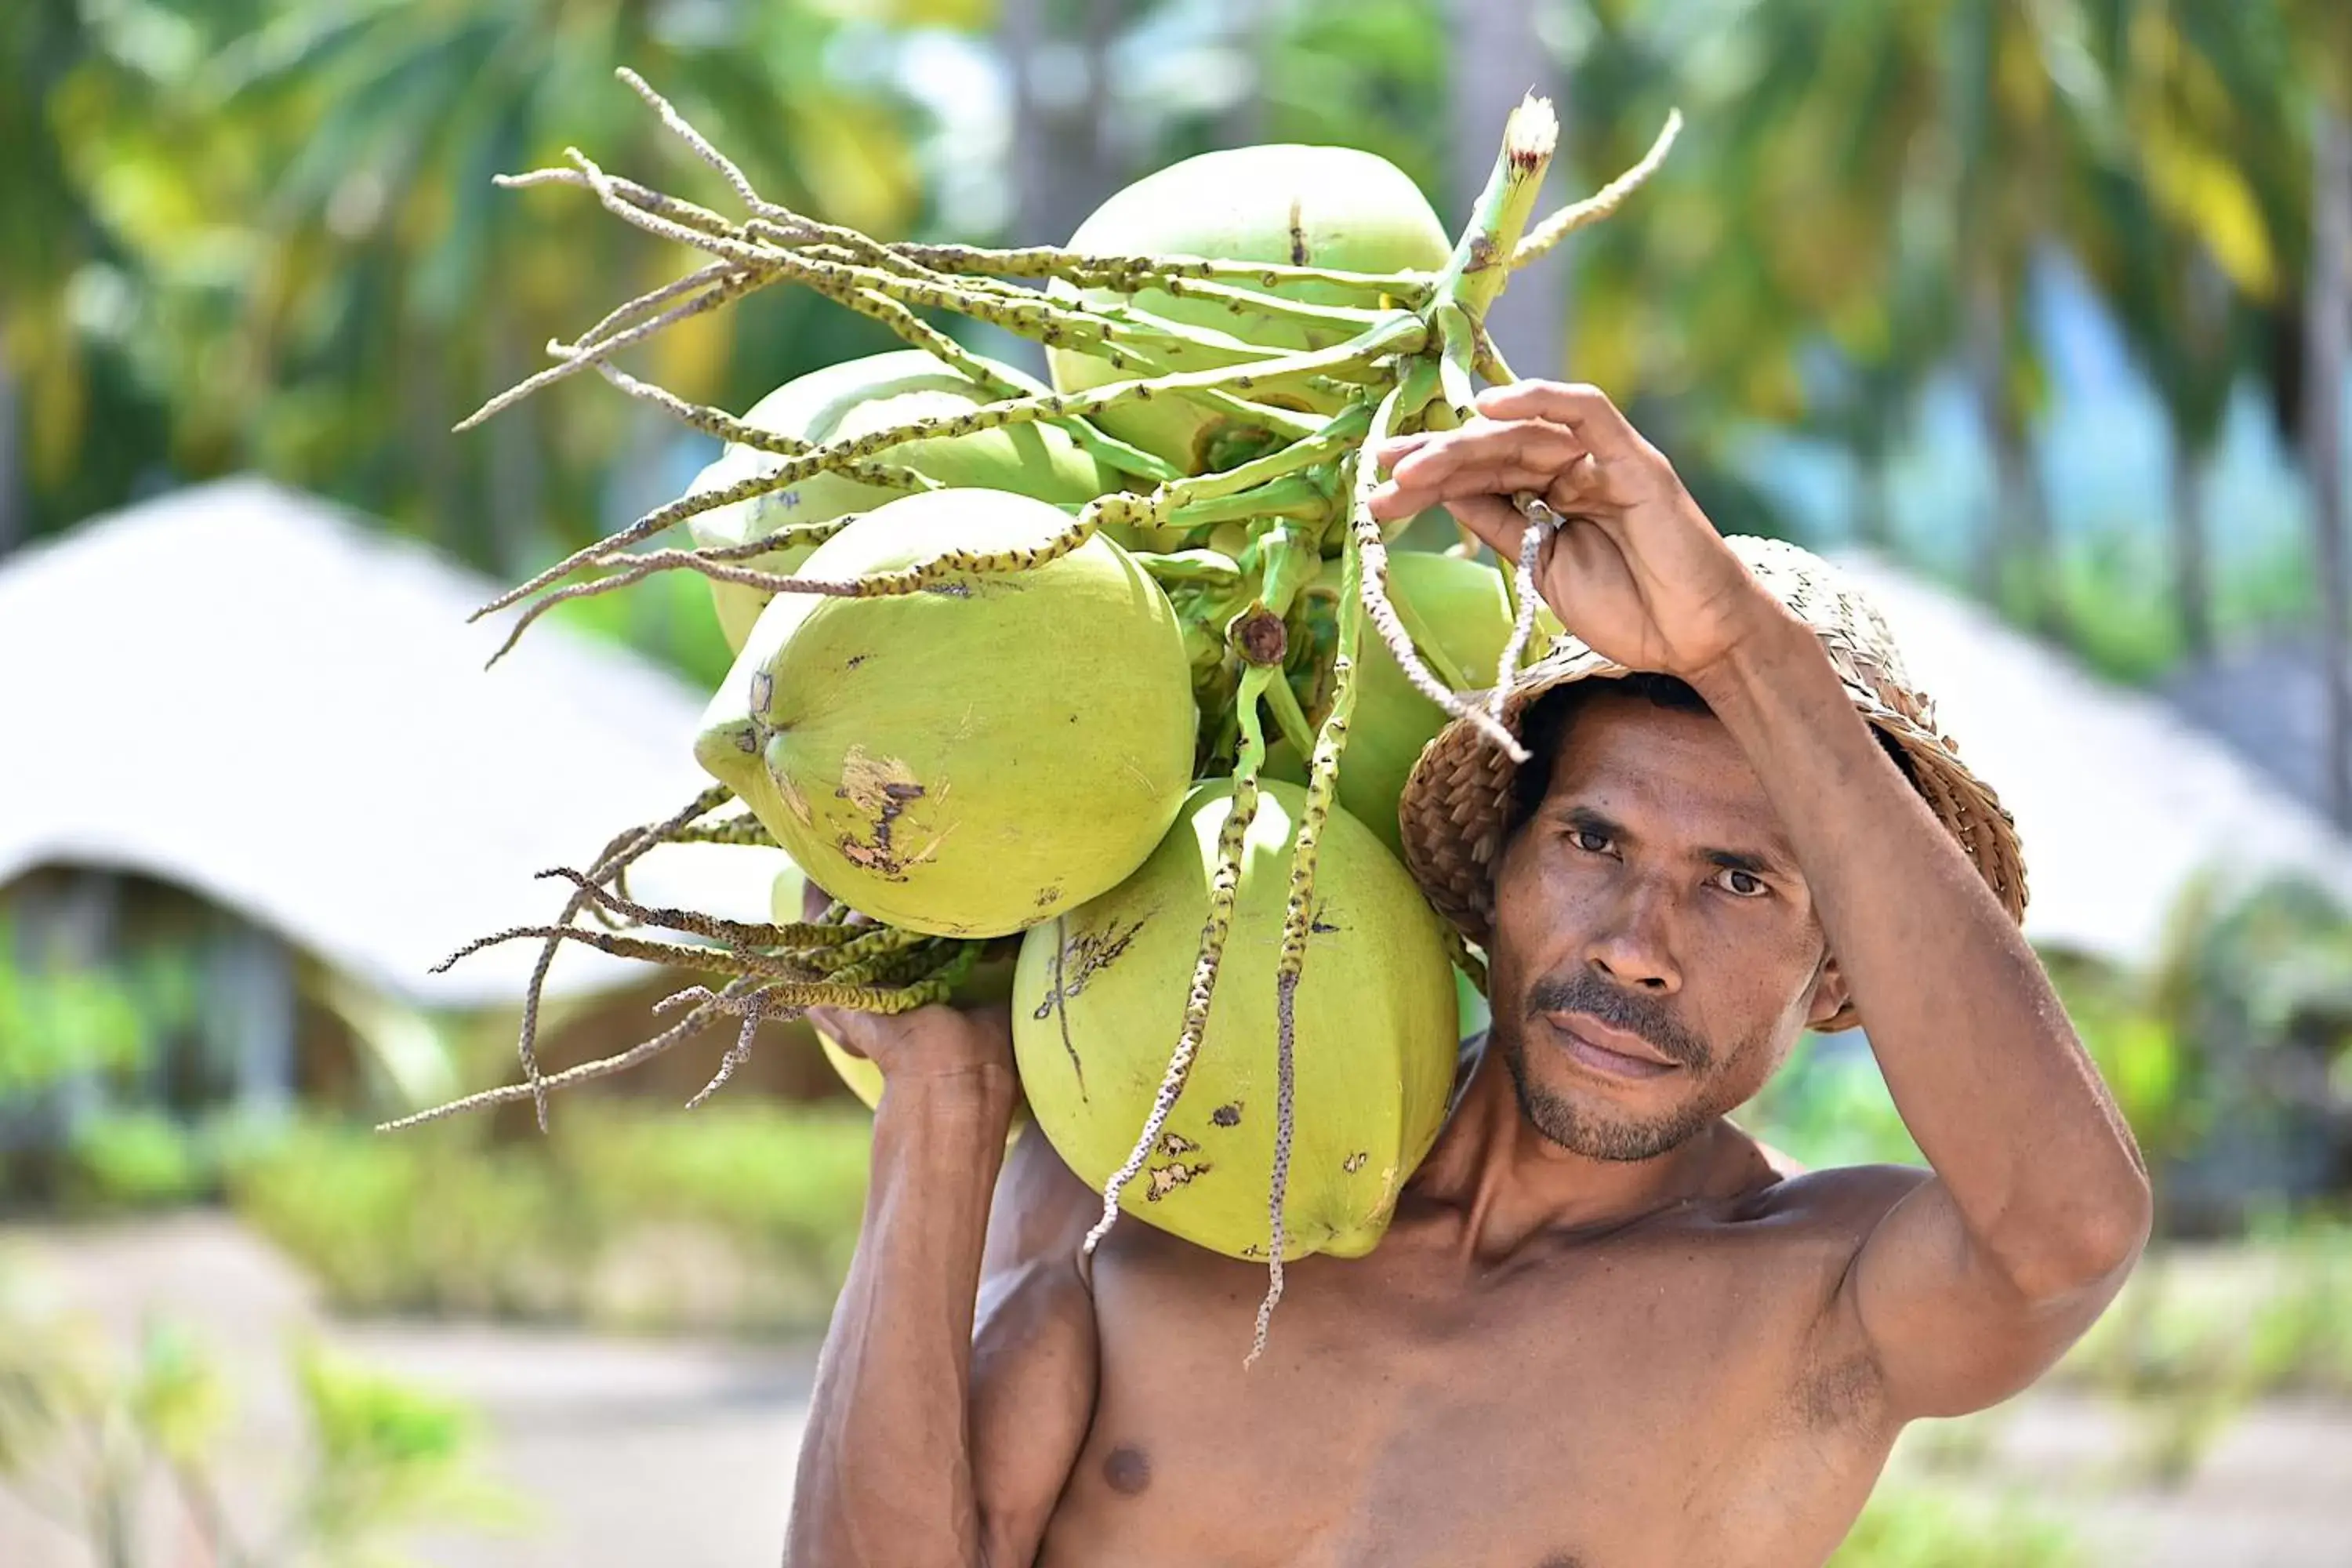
top-left (831, 746), bottom-right (946, 880)
top-left (1146, 1160), bottom-right (1210, 1201)
top-left (1029, 913), bottom-right (1148, 1018)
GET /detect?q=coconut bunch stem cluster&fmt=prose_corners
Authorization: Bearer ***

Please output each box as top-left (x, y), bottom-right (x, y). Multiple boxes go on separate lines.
top-left (404, 71), bottom-right (1678, 1349)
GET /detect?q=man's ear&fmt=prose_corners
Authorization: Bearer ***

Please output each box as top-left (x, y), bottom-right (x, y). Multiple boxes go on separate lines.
top-left (1803, 951), bottom-right (1850, 1031)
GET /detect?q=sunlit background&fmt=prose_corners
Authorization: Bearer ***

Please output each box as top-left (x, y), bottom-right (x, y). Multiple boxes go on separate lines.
top-left (5, 2), bottom-right (2352, 1563)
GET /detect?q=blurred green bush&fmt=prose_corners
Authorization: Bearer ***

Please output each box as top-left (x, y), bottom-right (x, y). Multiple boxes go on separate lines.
top-left (226, 1101), bottom-right (873, 1336)
top-left (0, 1262), bottom-right (520, 1566)
top-left (1830, 1484), bottom-right (2077, 1566)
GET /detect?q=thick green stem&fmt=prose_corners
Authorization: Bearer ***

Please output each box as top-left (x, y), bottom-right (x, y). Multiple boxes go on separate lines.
top-left (1166, 475), bottom-right (1331, 532)
top-left (1434, 94), bottom-right (1559, 328)
top-left (1135, 550), bottom-right (1245, 590)
top-left (1432, 303), bottom-right (1483, 424)
top-left (1165, 405), bottom-right (1373, 507)
top-left (1252, 520), bottom-right (1323, 617)
top-left (1262, 662), bottom-right (1321, 757)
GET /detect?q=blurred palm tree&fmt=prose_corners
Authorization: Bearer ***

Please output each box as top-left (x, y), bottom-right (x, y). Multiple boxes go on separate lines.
top-left (3, 0), bottom-right (939, 581)
top-left (206, 0), bottom-right (932, 573)
top-left (1731, 0), bottom-right (2111, 630)
top-left (2073, 0), bottom-right (2299, 657)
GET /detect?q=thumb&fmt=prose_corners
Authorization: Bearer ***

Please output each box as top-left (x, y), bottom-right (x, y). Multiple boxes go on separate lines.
top-left (806, 1006), bottom-right (881, 1061)
top-left (1442, 493), bottom-right (1529, 561)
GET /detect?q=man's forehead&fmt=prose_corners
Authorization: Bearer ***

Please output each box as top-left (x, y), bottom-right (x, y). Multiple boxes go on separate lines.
top-left (1541, 695), bottom-right (1791, 851)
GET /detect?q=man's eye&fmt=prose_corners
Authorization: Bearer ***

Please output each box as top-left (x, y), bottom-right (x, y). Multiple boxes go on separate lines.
top-left (1569, 829), bottom-right (1610, 855)
top-left (1715, 868), bottom-right (1768, 898)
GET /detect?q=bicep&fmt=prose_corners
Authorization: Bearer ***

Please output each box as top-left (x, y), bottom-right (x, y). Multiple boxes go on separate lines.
top-left (1841, 1171), bottom-right (2125, 1420)
top-left (971, 1130), bottom-right (1100, 1566)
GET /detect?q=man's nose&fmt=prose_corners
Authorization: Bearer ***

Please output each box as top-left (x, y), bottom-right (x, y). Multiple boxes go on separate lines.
top-left (1583, 882), bottom-right (1681, 993)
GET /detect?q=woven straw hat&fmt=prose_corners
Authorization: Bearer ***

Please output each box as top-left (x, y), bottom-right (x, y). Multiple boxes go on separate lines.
top-left (1396, 535), bottom-right (2027, 1033)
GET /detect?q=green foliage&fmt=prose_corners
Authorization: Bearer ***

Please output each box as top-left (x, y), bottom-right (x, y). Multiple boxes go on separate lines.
top-left (0, 1261), bottom-right (519, 1567)
top-left (228, 1101), bottom-right (873, 1334)
top-left (290, 1341), bottom-right (524, 1563)
top-left (2065, 1219), bottom-right (2352, 1403)
top-left (2, 0), bottom-right (931, 586)
top-left (10, 0), bottom-right (2350, 689)
top-left (0, 916), bottom-right (203, 1103)
top-left (0, 946), bottom-right (143, 1101)
top-left (64, 1109), bottom-right (212, 1210)
top-left (1739, 1035), bottom-right (1924, 1172)
top-left (228, 1116), bottom-right (586, 1320)
top-left (566, 1099), bottom-right (873, 1284)
top-left (1830, 1483), bottom-right (2078, 1567)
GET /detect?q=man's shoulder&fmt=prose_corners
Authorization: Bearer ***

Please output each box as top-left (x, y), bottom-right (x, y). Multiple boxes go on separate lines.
top-left (1730, 1157), bottom-right (1933, 1235)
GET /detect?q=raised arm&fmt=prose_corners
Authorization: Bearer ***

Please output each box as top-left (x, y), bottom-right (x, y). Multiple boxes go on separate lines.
top-left (785, 1002), bottom-right (1098, 1566)
top-left (1368, 380), bottom-right (2152, 1419)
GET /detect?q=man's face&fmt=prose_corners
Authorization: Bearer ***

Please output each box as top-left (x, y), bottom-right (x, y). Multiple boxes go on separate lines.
top-left (1485, 691), bottom-right (1846, 1161)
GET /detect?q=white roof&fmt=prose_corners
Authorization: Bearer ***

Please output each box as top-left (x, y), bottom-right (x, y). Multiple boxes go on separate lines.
top-left (1833, 550), bottom-right (2352, 967)
top-left (0, 478), bottom-right (779, 1007)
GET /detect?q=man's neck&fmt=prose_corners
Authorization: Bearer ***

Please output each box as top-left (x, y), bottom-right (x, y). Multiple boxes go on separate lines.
top-left (1399, 1040), bottom-right (1768, 1264)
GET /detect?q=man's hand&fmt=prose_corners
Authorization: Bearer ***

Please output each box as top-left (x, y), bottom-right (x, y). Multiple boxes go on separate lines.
top-left (800, 873), bottom-right (1018, 1102)
top-left (1367, 381), bottom-right (1784, 684)
top-left (808, 998), bottom-right (1019, 1102)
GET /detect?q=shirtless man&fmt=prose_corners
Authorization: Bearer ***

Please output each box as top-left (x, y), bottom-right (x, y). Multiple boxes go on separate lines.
top-left (786, 380), bottom-right (2152, 1566)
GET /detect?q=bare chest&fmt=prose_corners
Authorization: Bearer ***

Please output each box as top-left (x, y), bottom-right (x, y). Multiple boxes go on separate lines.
top-left (1041, 1224), bottom-right (1893, 1568)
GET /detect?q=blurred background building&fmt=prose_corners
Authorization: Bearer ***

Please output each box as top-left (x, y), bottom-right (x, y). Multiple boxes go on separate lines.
top-left (5, 2), bottom-right (2352, 1565)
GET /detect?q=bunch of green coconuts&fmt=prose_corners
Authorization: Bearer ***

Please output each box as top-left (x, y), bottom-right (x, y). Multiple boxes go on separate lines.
top-left (407, 70), bottom-right (1676, 1347)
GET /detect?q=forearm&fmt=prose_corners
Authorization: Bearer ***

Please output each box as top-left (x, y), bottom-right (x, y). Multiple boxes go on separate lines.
top-left (786, 1069), bottom-right (1018, 1566)
top-left (1692, 610), bottom-right (2149, 1295)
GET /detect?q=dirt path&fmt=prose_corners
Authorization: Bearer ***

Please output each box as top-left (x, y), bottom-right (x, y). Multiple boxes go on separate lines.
top-left (5, 1214), bottom-right (2350, 1566)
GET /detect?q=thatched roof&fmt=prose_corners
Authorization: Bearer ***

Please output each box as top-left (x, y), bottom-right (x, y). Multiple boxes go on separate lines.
top-left (0, 478), bottom-right (776, 1008)
top-left (1835, 551), bottom-right (2352, 968)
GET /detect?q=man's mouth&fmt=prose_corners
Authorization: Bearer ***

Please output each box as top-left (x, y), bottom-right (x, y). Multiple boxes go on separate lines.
top-left (1540, 1012), bottom-right (1681, 1081)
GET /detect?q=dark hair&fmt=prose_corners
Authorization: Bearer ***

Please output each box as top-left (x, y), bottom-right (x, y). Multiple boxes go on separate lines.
top-left (1504, 672), bottom-right (1919, 838)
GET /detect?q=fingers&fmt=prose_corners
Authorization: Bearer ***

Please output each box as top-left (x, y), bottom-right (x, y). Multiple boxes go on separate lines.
top-left (1369, 424), bottom-right (1588, 524)
top-left (1374, 432), bottom-right (1436, 467)
top-left (1472, 380), bottom-right (1635, 445)
top-left (1392, 418), bottom-right (1585, 482)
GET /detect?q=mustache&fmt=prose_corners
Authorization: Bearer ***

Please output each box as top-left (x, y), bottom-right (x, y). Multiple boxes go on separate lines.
top-left (1523, 972), bottom-right (1710, 1070)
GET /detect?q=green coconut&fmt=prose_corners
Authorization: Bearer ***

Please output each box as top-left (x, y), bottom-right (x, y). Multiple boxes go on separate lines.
top-left (1046, 146), bottom-right (1452, 474)
top-left (1268, 550), bottom-right (1515, 859)
top-left (1011, 779), bottom-right (1457, 1261)
top-left (695, 487), bottom-right (1197, 938)
top-left (684, 350), bottom-right (1114, 652)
